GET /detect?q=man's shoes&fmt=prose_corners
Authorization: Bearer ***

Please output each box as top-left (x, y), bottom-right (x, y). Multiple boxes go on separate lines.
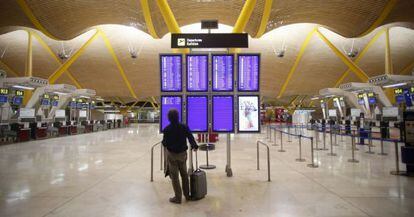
top-left (169, 197), bottom-right (181, 204)
top-left (185, 196), bottom-right (192, 201)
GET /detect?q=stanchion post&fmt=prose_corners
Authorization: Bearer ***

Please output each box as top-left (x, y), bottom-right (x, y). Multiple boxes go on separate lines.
top-left (322, 129), bottom-right (328, 150)
top-left (307, 137), bottom-right (318, 168)
top-left (296, 135), bottom-right (305, 162)
top-left (378, 139), bottom-right (388, 155)
top-left (328, 130), bottom-right (337, 156)
top-left (366, 131), bottom-right (375, 154)
top-left (390, 141), bottom-right (407, 176)
top-left (160, 145), bottom-right (163, 170)
top-left (288, 126), bottom-right (292, 142)
top-left (273, 128), bottom-right (278, 146)
top-left (315, 130), bottom-right (321, 150)
top-left (348, 134), bottom-right (359, 163)
top-left (279, 130), bottom-right (285, 152)
top-left (257, 141), bottom-right (260, 170)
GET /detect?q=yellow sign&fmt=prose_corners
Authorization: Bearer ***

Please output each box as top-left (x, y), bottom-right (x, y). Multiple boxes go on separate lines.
top-left (53, 95), bottom-right (59, 100)
top-left (367, 92), bottom-right (374, 97)
top-left (0, 88), bottom-right (9, 95)
top-left (15, 90), bottom-right (24, 96)
top-left (43, 94), bottom-right (50, 99)
top-left (394, 88), bottom-right (403, 95)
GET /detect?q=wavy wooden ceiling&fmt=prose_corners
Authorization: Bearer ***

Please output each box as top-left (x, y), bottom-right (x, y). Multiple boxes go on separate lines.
top-left (0, 0), bottom-right (414, 105)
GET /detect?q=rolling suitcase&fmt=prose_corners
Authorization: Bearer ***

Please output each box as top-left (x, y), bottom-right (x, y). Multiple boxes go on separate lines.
top-left (190, 150), bottom-right (207, 200)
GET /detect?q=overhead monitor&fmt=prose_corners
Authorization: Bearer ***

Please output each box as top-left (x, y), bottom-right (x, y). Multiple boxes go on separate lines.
top-left (237, 95), bottom-right (260, 132)
top-left (13, 96), bottom-right (23, 105)
top-left (212, 54), bottom-right (234, 91)
top-left (0, 95), bottom-right (8, 103)
top-left (212, 95), bottom-right (234, 132)
top-left (186, 54), bottom-right (208, 92)
top-left (238, 54), bottom-right (260, 92)
top-left (186, 96), bottom-right (208, 132)
top-left (41, 99), bottom-right (50, 106)
top-left (160, 95), bottom-right (182, 132)
top-left (160, 54), bottom-right (182, 92)
top-left (52, 101), bottom-right (58, 107)
top-left (55, 110), bottom-right (66, 118)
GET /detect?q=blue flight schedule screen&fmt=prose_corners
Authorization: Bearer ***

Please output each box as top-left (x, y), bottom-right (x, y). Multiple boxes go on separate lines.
top-left (161, 96), bottom-right (182, 132)
top-left (187, 55), bottom-right (208, 92)
top-left (187, 96), bottom-right (208, 132)
top-left (238, 54), bottom-right (259, 91)
top-left (212, 55), bottom-right (234, 91)
top-left (212, 96), bottom-right (234, 132)
top-left (160, 55), bottom-right (182, 92)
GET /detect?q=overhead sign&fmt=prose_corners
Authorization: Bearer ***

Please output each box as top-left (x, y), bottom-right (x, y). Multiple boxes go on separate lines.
top-left (171, 33), bottom-right (248, 48)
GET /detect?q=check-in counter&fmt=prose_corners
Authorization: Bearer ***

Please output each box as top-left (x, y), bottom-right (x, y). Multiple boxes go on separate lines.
top-left (35, 127), bottom-right (48, 139)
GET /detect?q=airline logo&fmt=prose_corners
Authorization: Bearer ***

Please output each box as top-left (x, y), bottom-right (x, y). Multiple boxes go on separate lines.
top-left (177, 38), bottom-right (186, 46)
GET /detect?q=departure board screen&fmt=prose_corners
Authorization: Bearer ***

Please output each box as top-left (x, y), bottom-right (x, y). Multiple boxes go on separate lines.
top-left (212, 54), bottom-right (234, 91)
top-left (187, 55), bottom-right (208, 92)
top-left (160, 96), bottom-right (182, 132)
top-left (160, 55), bottom-right (182, 92)
top-left (212, 96), bottom-right (234, 132)
top-left (238, 54), bottom-right (260, 91)
top-left (186, 96), bottom-right (208, 132)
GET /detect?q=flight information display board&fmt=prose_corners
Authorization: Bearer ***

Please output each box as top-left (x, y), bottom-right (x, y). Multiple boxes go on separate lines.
top-left (212, 54), bottom-right (234, 91)
top-left (186, 96), bottom-right (208, 132)
top-left (238, 95), bottom-right (260, 133)
top-left (238, 54), bottom-right (260, 91)
top-left (160, 96), bottom-right (182, 132)
top-left (212, 96), bottom-right (234, 132)
top-left (0, 95), bottom-right (8, 103)
top-left (187, 55), bottom-right (208, 92)
top-left (160, 54), bottom-right (182, 92)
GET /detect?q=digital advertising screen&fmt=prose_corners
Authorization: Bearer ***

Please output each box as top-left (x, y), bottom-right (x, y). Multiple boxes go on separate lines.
top-left (212, 54), bottom-right (234, 91)
top-left (186, 96), bottom-right (208, 132)
top-left (238, 54), bottom-right (259, 92)
top-left (212, 95), bottom-right (234, 132)
top-left (237, 96), bottom-right (260, 133)
top-left (160, 54), bottom-right (182, 92)
top-left (187, 54), bottom-right (208, 92)
top-left (160, 96), bottom-right (182, 132)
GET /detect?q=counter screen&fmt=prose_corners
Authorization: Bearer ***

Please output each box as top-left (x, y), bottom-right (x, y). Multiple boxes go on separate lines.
top-left (212, 55), bottom-right (234, 91)
top-left (160, 55), bottom-right (182, 92)
top-left (187, 55), bottom-right (208, 92)
top-left (238, 54), bottom-right (259, 91)
top-left (160, 96), bottom-right (182, 132)
top-left (212, 96), bottom-right (234, 132)
top-left (186, 96), bottom-right (208, 132)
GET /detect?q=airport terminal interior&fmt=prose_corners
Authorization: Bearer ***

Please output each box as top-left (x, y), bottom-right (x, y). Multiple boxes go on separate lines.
top-left (1, 0), bottom-right (414, 216)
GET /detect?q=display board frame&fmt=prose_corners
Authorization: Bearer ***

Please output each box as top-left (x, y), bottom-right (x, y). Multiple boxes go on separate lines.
top-left (160, 95), bottom-right (183, 133)
top-left (211, 54), bottom-right (234, 92)
top-left (237, 53), bottom-right (260, 92)
top-left (186, 95), bottom-right (209, 132)
top-left (212, 95), bottom-right (234, 133)
top-left (186, 54), bottom-right (209, 92)
top-left (237, 95), bottom-right (260, 133)
top-left (160, 54), bottom-right (183, 92)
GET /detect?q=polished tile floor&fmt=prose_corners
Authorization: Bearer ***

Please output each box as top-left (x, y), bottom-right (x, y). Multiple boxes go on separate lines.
top-left (0, 124), bottom-right (413, 217)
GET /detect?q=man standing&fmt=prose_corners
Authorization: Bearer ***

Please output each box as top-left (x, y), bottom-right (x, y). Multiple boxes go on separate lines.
top-left (162, 109), bottom-right (198, 204)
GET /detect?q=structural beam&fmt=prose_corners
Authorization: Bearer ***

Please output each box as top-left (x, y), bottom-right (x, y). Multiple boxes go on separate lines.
top-left (286, 95), bottom-right (300, 107)
top-left (137, 101), bottom-right (149, 112)
top-left (99, 29), bottom-right (138, 99)
top-left (48, 30), bottom-right (100, 84)
top-left (31, 32), bottom-right (82, 88)
top-left (277, 28), bottom-right (316, 98)
top-left (25, 31), bottom-right (33, 77)
top-left (333, 29), bottom-right (386, 87)
top-left (400, 60), bottom-right (414, 75)
top-left (16, 0), bottom-right (59, 40)
top-left (358, 0), bottom-right (397, 37)
top-left (115, 97), bottom-right (125, 105)
top-left (151, 96), bottom-right (159, 109)
top-left (0, 60), bottom-right (19, 77)
top-left (254, 0), bottom-right (273, 38)
top-left (316, 29), bottom-right (370, 82)
top-left (233, 0), bottom-right (257, 33)
top-left (385, 28), bottom-right (393, 74)
top-left (127, 101), bottom-right (140, 111)
top-left (140, 0), bottom-right (159, 38)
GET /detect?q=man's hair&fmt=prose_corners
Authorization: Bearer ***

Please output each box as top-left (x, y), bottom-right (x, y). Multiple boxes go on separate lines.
top-left (168, 109), bottom-right (179, 124)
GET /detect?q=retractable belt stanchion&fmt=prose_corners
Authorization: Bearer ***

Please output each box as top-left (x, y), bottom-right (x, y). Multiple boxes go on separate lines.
top-left (328, 130), bottom-right (337, 156)
top-left (296, 135), bottom-right (306, 162)
top-left (390, 141), bottom-right (407, 176)
top-left (322, 129), bottom-right (328, 150)
top-left (279, 130), bottom-right (285, 152)
top-left (315, 130), bottom-right (322, 150)
top-left (348, 133), bottom-right (359, 163)
top-left (333, 125), bottom-right (338, 146)
top-left (378, 139), bottom-right (388, 155)
top-left (288, 126), bottom-right (292, 142)
top-left (307, 137), bottom-right (318, 168)
top-left (273, 127), bottom-right (278, 146)
top-left (366, 131), bottom-right (375, 154)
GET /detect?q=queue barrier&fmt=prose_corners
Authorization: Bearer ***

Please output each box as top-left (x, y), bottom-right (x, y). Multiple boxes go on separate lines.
top-left (150, 141), bottom-right (163, 182)
top-left (256, 140), bottom-right (271, 182)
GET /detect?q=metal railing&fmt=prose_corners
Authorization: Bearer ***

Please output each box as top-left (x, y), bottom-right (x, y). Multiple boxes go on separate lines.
top-left (256, 140), bottom-right (271, 182)
top-left (150, 141), bottom-right (163, 182)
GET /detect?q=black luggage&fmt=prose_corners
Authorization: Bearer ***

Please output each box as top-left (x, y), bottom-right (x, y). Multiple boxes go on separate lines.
top-left (190, 150), bottom-right (207, 200)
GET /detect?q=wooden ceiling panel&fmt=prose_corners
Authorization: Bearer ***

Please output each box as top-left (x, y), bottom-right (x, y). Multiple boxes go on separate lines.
top-left (390, 27), bottom-right (414, 74)
top-left (31, 36), bottom-right (60, 78)
top-left (357, 34), bottom-right (386, 77)
top-left (0, 30), bottom-right (28, 76)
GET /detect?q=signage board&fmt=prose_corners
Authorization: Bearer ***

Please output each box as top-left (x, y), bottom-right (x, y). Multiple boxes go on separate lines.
top-left (212, 54), bottom-right (234, 91)
top-left (186, 96), bottom-right (208, 132)
top-left (212, 95), bottom-right (234, 132)
top-left (186, 54), bottom-right (208, 92)
top-left (160, 54), bottom-right (182, 92)
top-left (171, 33), bottom-right (248, 48)
top-left (238, 54), bottom-right (260, 92)
top-left (160, 96), bottom-right (182, 132)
